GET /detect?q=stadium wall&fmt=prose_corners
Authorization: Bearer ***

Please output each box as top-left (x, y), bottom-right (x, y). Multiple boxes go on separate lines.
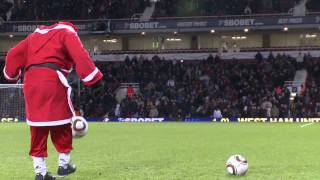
top-left (1, 31), bottom-right (319, 53)
top-left (0, 37), bottom-right (24, 51)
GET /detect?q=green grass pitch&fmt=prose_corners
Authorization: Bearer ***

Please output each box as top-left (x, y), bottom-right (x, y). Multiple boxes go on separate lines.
top-left (0, 122), bottom-right (319, 180)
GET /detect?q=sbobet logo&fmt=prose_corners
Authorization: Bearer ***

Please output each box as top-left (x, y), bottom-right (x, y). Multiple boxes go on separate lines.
top-left (1, 117), bottom-right (20, 123)
top-left (118, 118), bottom-right (164, 122)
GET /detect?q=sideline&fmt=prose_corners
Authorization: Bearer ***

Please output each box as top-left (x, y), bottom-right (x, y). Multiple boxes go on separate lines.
top-left (300, 122), bottom-right (314, 128)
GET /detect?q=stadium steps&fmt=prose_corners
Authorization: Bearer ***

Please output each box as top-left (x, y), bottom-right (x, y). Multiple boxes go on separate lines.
top-left (140, 1), bottom-right (156, 21)
top-left (285, 69), bottom-right (307, 100)
top-left (115, 83), bottom-right (140, 103)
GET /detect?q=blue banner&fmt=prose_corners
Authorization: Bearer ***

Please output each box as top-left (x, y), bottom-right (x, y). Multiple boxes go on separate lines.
top-left (2, 117), bottom-right (320, 123)
top-left (111, 15), bottom-right (320, 32)
top-left (184, 117), bottom-right (320, 123)
top-left (0, 21), bottom-right (106, 33)
top-left (2, 15), bottom-right (320, 33)
top-left (101, 117), bottom-right (320, 123)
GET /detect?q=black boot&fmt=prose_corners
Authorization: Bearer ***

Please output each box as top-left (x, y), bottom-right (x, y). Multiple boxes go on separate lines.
top-left (35, 172), bottom-right (56, 180)
top-left (57, 164), bottom-right (77, 177)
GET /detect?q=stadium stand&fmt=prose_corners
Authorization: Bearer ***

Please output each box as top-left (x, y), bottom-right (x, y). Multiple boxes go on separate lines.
top-left (3, 0), bottom-right (149, 21)
top-left (154, 0), bottom-right (320, 17)
top-left (1, 0), bottom-right (319, 21)
top-left (57, 54), bottom-right (320, 119)
top-left (2, 1), bottom-right (320, 179)
top-left (49, 52), bottom-right (315, 119)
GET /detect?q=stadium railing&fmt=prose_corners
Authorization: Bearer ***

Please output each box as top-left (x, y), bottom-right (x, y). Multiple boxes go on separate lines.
top-left (95, 46), bottom-right (320, 55)
top-left (1, 46), bottom-right (320, 62)
top-left (2, 46), bottom-right (319, 58)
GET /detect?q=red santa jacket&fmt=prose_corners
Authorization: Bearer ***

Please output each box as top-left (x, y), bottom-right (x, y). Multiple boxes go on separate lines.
top-left (3, 22), bottom-right (103, 126)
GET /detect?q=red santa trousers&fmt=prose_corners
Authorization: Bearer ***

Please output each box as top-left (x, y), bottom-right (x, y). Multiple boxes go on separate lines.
top-left (29, 124), bottom-right (73, 157)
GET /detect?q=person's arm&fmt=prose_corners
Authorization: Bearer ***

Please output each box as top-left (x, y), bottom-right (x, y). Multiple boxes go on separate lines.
top-left (63, 31), bottom-right (103, 86)
top-left (3, 39), bottom-right (27, 82)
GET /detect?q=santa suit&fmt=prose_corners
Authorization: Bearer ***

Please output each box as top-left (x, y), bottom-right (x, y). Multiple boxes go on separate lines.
top-left (3, 22), bottom-right (103, 157)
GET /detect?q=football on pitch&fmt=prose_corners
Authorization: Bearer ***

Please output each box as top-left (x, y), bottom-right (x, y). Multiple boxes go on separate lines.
top-left (71, 116), bottom-right (88, 139)
top-left (225, 155), bottom-right (248, 176)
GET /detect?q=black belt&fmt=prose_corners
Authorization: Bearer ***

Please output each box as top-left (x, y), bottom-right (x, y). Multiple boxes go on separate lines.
top-left (26, 63), bottom-right (61, 72)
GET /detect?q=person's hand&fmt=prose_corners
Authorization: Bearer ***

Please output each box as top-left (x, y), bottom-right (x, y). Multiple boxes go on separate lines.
top-left (91, 80), bottom-right (104, 95)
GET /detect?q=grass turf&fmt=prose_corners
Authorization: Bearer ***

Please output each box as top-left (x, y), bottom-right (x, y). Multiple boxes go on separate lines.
top-left (0, 122), bottom-right (319, 180)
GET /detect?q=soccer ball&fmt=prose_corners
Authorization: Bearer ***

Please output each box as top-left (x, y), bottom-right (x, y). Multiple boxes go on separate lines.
top-left (71, 116), bottom-right (88, 139)
top-left (225, 155), bottom-right (248, 176)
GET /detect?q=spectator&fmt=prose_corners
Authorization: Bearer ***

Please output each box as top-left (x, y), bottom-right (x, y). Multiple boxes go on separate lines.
top-left (167, 77), bottom-right (175, 87)
top-left (127, 85), bottom-right (135, 98)
top-left (115, 103), bottom-right (121, 117)
top-left (255, 52), bottom-right (263, 61)
top-left (296, 52), bottom-right (304, 69)
top-left (213, 107), bottom-right (223, 119)
top-left (149, 104), bottom-right (159, 117)
top-left (261, 99), bottom-right (272, 117)
top-left (271, 104), bottom-right (280, 117)
top-left (244, 5), bottom-right (252, 14)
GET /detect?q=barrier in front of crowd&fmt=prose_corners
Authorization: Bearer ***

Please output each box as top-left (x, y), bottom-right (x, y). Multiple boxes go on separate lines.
top-left (2, 117), bottom-right (320, 123)
top-left (94, 117), bottom-right (320, 123)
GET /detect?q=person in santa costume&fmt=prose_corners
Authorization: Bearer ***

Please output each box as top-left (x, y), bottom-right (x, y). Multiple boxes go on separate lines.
top-left (3, 21), bottom-right (103, 180)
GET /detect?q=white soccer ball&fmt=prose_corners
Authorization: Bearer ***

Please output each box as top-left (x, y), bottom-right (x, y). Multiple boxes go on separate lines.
top-left (225, 155), bottom-right (248, 176)
top-left (71, 116), bottom-right (88, 139)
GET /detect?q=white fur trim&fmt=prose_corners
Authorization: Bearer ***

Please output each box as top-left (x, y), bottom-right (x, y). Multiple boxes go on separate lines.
top-left (56, 70), bottom-right (76, 116)
top-left (3, 66), bottom-right (20, 81)
top-left (60, 68), bottom-right (73, 73)
top-left (82, 68), bottom-right (99, 82)
top-left (34, 24), bottom-right (76, 34)
top-left (27, 118), bottom-right (71, 126)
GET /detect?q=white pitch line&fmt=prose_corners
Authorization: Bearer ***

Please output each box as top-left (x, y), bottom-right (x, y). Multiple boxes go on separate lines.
top-left (300, 122), bottom-right (314, 128)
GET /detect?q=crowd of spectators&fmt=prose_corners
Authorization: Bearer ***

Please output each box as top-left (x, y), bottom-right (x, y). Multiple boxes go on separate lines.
top-left (1, 52), bottom-right (320, 119)
top-left (293, 57), bottom-right (320, 117)
top-left (2, 0), bottom-right (149, 21)
top-left (154, 0), bottom-right (320, 17)
top-left (1, 0), bottom-right (320, 21)
top-left (70, 52), bottom-right (320, 119)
